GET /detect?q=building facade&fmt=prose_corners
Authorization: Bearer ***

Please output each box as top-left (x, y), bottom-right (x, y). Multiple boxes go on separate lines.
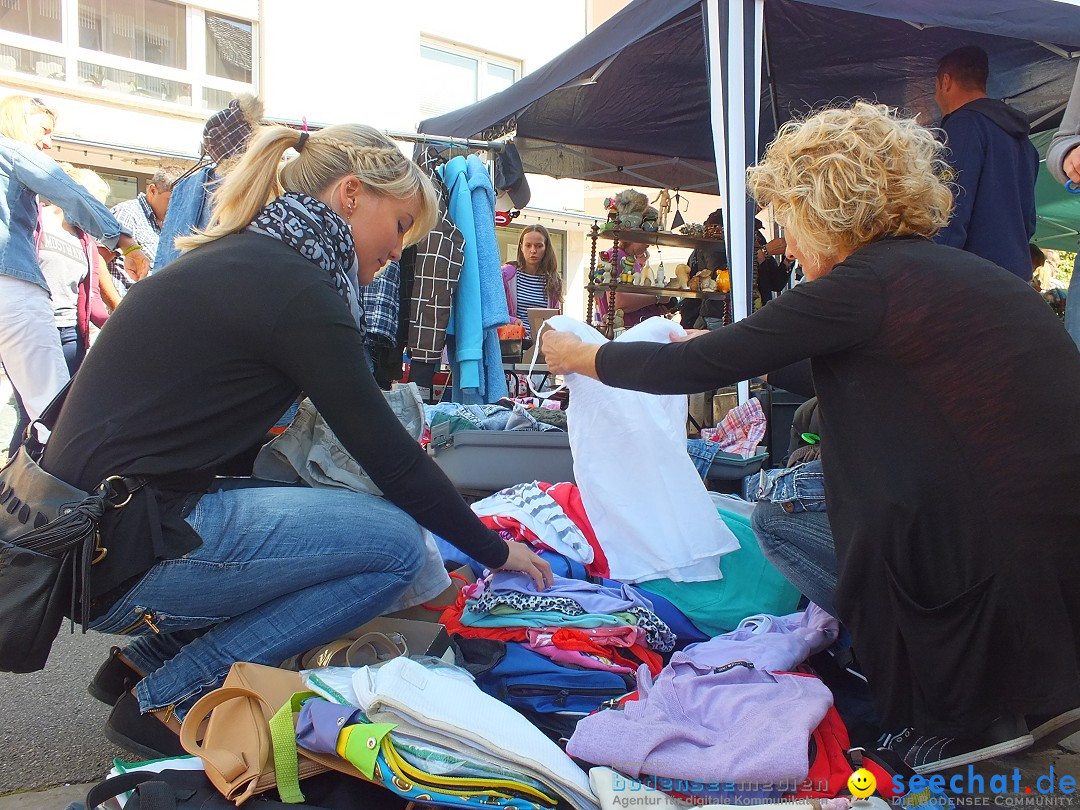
top-left (0, 0), bottom-right (639, 319)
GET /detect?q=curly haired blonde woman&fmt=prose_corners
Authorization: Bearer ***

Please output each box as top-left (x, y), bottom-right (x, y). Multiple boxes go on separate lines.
top-left (543, 102), bottom-right (1080, 773)
top-left (41, 123), bottom-right (551, 758)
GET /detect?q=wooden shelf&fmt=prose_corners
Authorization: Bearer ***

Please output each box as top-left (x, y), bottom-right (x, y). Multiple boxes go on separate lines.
top-left (595, 226), bottom-right (726, 251)
top-left (587, 283), bottom-right (727, 300)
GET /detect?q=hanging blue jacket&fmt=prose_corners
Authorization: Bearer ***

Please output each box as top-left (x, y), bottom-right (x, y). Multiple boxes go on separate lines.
top-left (466, 154), bottom-right (510, 403)
top-left (441, 156), bottom-right (485, 401)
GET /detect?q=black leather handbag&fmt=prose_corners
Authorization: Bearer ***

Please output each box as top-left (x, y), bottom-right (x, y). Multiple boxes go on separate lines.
top-left (0, 382), bottom-right (142, 673)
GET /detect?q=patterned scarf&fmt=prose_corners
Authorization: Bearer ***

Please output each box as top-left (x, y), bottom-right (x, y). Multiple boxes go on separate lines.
top-left (247, 192), bottom-right (364, 331)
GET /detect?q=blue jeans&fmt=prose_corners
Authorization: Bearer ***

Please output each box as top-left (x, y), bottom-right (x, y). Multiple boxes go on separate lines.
top-left (751, 500), bottom-right (838, 617)
top-left (88, 482), bottom-right (425, 718)
top-left (1066, 256), bottom-right (1080, 352)
top-left (756, 459), bottom-right (827, 512)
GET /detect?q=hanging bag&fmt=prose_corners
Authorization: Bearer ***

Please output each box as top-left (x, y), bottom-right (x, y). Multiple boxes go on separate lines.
top-left (0, 381), bottom-right (144, 673)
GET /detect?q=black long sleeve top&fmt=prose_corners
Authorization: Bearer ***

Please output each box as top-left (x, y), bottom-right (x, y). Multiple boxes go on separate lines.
top-left (43, 232), bottom-right (508, 606)
top-left (595, 235), bottom-right (1080, 735)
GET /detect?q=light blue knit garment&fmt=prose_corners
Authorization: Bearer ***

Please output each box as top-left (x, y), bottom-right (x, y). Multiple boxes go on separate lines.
top-left (440, 156), bottom-right (483, 396)
top-left (467, 154), bottom-right (510, 402)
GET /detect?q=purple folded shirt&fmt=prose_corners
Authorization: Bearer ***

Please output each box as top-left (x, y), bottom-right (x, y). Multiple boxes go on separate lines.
top-left (566, 606), bottom-right (839, 784)
top-left (567, 660), bottom-right (832, 783)
top-left (477, 570), bottom-right (656, 615)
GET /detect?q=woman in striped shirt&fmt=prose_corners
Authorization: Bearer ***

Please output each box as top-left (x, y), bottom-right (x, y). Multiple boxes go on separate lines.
top-left (502, 224), bottom-right (562, 337)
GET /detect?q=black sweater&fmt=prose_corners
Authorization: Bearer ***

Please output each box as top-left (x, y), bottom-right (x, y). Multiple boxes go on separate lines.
top-left (597, 235), bottom-right (1080, 736)
top-left (43, 232), bottom-right (508, 607)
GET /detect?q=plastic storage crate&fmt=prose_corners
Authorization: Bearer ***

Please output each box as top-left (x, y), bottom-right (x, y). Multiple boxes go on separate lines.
top-left (428, 423), bottom-right (575, 492)
top-left (705, 450), bottom-right (769, 481)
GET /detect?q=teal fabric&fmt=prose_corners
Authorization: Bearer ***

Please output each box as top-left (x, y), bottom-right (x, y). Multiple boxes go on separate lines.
top-left (638, 508), bottom-right (800, 637)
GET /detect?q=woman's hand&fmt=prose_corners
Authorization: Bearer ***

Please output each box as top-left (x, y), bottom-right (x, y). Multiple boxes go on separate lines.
top-left (1065, 145), bottom-right (1080, 185)
top-left (764, 237), bottom-right (787, 256)
top-left (672, 329), bottom-right (710, 342)
top-left (541, 331), bottom-right (600, 377)
top-left (123, 247), bottom-right (150, 281)
top-left (495, 540), bottom-right (554, 590)
top-left (116, 235), bottom-right (150, 280)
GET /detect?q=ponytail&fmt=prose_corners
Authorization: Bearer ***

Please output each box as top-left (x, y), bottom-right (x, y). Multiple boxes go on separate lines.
top-left (175, 125), bottom-right (295, 250)
top-left (177, 123), bottom-right (439, 252)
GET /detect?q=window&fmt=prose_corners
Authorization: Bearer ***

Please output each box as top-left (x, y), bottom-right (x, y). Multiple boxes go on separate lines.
top-left (78, 0), bottom-right (185, 69)
top-left (0, 0), bottom-right (62, 42)
top-left (419, 40), bottom-right (520, 120)
top-left (92, 169), bottom-right (137, 207)
top-left (0, 0), bottom-right (255, 110)
top-left (0, 41), bottom-right (64, 78)
top-left (205, 12), bottom-right (250, 83)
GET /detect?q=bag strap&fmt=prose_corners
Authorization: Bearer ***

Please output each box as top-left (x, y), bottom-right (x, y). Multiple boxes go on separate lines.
top-left (131, 781), bottom-right (179, 810)
top-left (527, 318), bottom-right (566, 399)
top-left (180, 686), bottom-right (274, 804)
top-left (22, 378), bottom-right (75, 451)
top-left (85, 769), bottom-right (209, 810)
top-left (268, 691), bottom-right (318, 804)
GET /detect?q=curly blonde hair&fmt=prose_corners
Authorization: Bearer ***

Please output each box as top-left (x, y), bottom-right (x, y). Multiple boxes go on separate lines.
top-left (745, 102), bottom-right (953, 270)
top-left (177, 123), bottom-right (438, 251)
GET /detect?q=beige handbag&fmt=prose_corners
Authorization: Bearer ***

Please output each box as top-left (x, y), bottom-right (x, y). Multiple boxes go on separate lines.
top-left (179, 662), bottom-right (362, 805)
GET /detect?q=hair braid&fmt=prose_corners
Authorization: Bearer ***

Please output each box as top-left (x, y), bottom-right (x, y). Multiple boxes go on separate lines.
top-left (176, 123), bottom-right (441, 252)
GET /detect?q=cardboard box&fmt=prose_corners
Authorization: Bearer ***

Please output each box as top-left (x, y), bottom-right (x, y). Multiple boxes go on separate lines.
top-left (348, 616), bottom-right (451, 660)
top-left (713, 388), bottom-right (739, 424)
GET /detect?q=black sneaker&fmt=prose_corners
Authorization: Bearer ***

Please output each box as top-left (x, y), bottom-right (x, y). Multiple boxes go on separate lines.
top-left (1027, 707), bottom-right (1080, 750)
top-left (88, 646), bottom-right (144, 706)
top-left (105, 691), bottom-right (186, 760)
top-left (881, 714), bottom-right (1033, 774)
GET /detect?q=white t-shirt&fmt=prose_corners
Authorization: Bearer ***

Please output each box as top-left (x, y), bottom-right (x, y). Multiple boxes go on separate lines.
top-left (38, 216), bottom-right (88, 329)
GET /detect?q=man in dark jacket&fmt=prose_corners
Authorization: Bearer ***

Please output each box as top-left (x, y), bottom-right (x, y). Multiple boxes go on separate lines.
top-left (934, 46), bottom-right (1039, 281)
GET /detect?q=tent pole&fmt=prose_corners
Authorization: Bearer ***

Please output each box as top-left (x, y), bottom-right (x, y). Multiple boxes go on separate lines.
top-left (708, 0), bottom-right (762, 404)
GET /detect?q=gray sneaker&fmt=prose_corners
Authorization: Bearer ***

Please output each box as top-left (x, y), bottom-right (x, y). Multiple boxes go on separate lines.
top-left (882, 714), bottom-right (1033, 774)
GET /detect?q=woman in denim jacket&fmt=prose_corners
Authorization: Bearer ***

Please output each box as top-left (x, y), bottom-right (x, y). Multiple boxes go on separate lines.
top-left (0, 95), bottom-right (146, 452)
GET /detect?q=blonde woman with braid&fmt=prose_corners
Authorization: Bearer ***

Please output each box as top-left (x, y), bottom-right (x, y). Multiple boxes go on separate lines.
top-left (41, 124), bottom-right (552, 758)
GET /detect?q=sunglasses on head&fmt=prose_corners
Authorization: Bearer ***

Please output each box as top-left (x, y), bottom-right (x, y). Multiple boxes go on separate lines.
top-left (29, 97), bottom-right (55, 117)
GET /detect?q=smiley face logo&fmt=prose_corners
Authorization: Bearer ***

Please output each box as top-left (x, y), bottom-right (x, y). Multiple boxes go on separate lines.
top-left (848, 768), bottom-right (877, 799)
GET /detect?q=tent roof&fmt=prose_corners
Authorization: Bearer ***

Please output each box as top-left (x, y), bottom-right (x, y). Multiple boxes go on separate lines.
top-left (419, 0), bottom-right (1080, 193)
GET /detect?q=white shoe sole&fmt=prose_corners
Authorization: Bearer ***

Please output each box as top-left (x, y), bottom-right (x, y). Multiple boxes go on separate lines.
top-left (912, 734), bottom-right (1034, 775)
top-left (1029, 708), bottom-right (1080, 749)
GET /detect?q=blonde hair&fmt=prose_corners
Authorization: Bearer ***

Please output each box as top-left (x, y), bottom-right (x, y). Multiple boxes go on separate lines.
top-left (177, 123), bottom-right (438, 251)
top-left (746, 102), bottom-right (953, 269)
top-left (516, 224), bottom-right (562, 303)
top-left (0, 94), bottom-right (56, 145)
top-left (69, 167), bottom-right (110, 204)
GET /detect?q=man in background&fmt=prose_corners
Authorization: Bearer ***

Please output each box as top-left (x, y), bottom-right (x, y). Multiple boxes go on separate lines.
top-left (108, 163), bottom-right (185, 295)
top-left (933, 46), bottom-right (1039, 281)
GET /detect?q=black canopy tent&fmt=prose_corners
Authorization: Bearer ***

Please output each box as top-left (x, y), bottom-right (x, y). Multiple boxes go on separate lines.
top-left (419, 0), bottom-right (1080, 397)
top-left (420, 0), bottom-right (1080, 192)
